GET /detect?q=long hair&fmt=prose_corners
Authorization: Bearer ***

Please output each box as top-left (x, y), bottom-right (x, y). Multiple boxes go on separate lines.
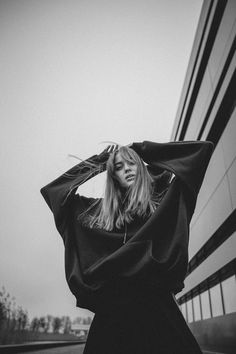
top-left (82, 146), bottom-right (159, 231)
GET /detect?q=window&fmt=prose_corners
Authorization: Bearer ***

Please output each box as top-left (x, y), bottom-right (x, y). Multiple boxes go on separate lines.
top-left (193, 295), bottom-right (201, 321)
top-left (177, 259), bottom-right (236, 321)
top-left (186, 300), bottom-right (193, 322)
top-left (210, 284), bottom-right (223, 317)
top-left (221, 275), bottom-right (236, 314)
top-left (181, 303), bottom-right (187, 320)
top-left (201, 290), bottom-right (211, 319)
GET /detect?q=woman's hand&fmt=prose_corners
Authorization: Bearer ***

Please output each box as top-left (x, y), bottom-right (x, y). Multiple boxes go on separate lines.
top-left (97, 144), bottom-right (119, 164)
top-left (105, 144), bottom-right (119, 154)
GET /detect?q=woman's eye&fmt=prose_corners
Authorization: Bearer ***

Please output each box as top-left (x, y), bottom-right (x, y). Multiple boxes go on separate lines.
top-left (115, 165), bottom-right (122, 171)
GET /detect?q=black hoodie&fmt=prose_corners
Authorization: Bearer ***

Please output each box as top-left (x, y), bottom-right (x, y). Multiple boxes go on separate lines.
top-left (40, 140), bottom-right (214, 313)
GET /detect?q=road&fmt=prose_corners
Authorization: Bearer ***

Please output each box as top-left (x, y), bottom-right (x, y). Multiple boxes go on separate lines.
top-left (18, 345), bottom-right (225, 354)
top-left (19, 343), bottom-right (85, 354)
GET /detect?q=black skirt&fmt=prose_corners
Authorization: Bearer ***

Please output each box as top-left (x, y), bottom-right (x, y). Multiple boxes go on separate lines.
top-left (83, 291), bottom-right (202, 354)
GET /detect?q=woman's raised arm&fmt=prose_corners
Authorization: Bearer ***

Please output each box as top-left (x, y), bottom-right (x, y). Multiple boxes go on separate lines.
top-left (131, 140), bottom-right (214, 200)
top-left (40, 145), bottom-right (116, 235)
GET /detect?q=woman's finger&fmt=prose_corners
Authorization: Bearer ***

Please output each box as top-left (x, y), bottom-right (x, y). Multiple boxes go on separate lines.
top-left (103, 146), bottom-right (110, 153)
top-left (105, 143), bottom-right (119, 154)
top-left (112, 144), bottom-right (119, 153)
top-left (108, 145), bottom-right (115, 153)
top-left (108, 145), bottom-right (114, 153)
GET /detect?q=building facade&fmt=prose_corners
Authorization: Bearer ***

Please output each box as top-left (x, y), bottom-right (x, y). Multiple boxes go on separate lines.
top-left (171, 0), bottom-right (236, 352)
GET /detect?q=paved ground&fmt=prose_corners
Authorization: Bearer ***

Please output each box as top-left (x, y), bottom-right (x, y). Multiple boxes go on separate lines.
top-left (202, 351), bottom-right (226, 354)
top-left (19, 343), bottom-right (85, 354)
top-left (19, 345), bottom-right (226, 354)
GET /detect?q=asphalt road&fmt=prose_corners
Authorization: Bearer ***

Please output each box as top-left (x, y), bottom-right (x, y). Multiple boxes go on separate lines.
top-left (18, 345), bottom-right (225, 354)
top-left (19, 343), bottom-right (85, 354)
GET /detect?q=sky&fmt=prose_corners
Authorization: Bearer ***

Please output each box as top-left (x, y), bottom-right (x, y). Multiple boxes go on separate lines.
top-left (0, 0), bottom-right (203, 322)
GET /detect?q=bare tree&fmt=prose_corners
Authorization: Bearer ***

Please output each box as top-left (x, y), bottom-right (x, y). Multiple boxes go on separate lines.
top-left (30, 317), bottom-right (40, 332)
top-left (52, 317), bottom-right (62, 333)
top-left (61, 316), bottom-right (72, 334)
top-left (44, 315), bottom-right (53, 333)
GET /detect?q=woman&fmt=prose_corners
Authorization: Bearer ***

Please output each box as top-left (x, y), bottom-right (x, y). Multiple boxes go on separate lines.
top-left (41, 140), bottom-right (214, 353)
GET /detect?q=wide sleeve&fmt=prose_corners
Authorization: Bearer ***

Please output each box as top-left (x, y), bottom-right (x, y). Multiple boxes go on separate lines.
top-left (40, 154), bottom-right (106, 236)
top-left (131, 140), bottom-right (214, 200)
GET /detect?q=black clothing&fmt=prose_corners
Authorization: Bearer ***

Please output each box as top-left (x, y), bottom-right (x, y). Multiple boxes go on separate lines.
top-left (40, 140), bottom-right (214, 353)
top-left (83, 292), bottom-right (203, 354)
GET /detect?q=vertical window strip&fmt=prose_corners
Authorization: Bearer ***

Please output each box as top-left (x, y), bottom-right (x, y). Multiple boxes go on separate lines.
top-left (207, 279), bottom-right (213, 318)
top-left (199, 289), bottom-right (203, 320)
top-left (219, 273), bottom-right (226, 315)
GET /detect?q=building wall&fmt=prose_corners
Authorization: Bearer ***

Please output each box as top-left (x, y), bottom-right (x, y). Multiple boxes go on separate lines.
top-left (171, 0), bottom-right (236, 350)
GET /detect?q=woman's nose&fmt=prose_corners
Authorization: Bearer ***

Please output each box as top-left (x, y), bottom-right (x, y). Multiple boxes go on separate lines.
top-left (124, 163), bottom-right (131, 172)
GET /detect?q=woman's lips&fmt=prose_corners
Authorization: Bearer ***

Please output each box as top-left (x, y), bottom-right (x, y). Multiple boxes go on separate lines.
top-left (126, 175), bottom-right (135, 181)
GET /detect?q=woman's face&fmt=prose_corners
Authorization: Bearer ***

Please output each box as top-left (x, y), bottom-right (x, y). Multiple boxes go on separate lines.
top-left (113, 152), bottom-right (138, 189)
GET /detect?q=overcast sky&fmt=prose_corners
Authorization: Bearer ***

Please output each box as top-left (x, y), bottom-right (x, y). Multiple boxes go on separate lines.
top-left (0, 0), bottom-right (203, 321)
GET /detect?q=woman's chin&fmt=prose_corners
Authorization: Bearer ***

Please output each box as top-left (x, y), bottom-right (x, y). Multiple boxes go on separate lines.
top-left (119, 178), bottom-right (135, 189)
top-left (126, 180), bottom-right (135, 188)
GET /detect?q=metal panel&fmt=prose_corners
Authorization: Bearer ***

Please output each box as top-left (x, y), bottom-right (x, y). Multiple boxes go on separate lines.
top-left (189, 174), bottom-right (232, 258)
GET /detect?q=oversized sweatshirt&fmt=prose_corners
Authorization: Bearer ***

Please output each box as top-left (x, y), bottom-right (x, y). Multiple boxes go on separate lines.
top-left (40, 140), bottom-right (214, 313)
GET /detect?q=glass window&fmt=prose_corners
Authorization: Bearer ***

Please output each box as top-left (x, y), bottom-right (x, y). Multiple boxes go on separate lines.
top-left (221, 275), bottom-right (236, 314)
top-left (181, 303), bottom-right (187, 320)
top-left (210, 284), bottom-right (223, 317)
top-left (186, 299), bottom-right (193, 322)
top-left (201, 290), bottom-right (211, 319)
top-left (193, 295), bottom-right (201, 321)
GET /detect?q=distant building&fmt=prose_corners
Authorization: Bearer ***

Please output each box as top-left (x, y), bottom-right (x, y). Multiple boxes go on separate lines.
top-left (70, 323), bottom-right (90, 337)
top-left (171, 0), bottom-right (236, 352)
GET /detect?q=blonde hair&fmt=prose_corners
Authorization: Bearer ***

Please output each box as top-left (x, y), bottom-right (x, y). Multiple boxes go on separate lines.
top-left (82, 146), bottom-right (160, 231)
